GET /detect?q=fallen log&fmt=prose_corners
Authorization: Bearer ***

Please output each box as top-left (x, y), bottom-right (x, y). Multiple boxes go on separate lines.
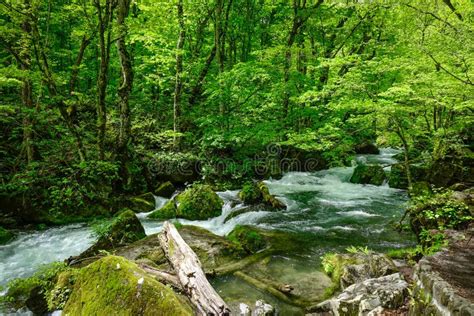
top-left (139, 263), bottom-right (182, 290)
top-left (159, 221), bottom-right (231, 316)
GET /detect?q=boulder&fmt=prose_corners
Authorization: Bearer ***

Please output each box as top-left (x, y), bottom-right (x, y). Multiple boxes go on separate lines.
top-left (322, 251), bottom-right (398, 292)
top-left (258, 182), bottom-right (286, 209)
top-left (312, 273), bottom-right (409, 315)
top-left (147, 200), bottom-right (177, 220)
top-left (175, 184), bottom-right (223, 220)
top-left (76, 210), bottom-right (146, 259)
top-left (389, 163), bottom-right (428, 189)
top-left (227, 225), bottom-right (267, 255)
top-left (350, 164), bottom-right (386, 186)
top-left (238, 182), bottom-right (285, 210)
top-left (354, 143), bottom-right (380, 155)
top-left (0, 226), bottom-right (13, 244)
top-left (63, 256), bottom-right (193, 315)
top-left (239, 182), bottom-right (263, 204)
top-left (148, 185), bottom-right (223, 220)
top-left (154, 181), bottom-right (175, 198)
top-left (410, 226), bottom-right (474, 315)
top-left (127, 192), bottom-right (155, 213)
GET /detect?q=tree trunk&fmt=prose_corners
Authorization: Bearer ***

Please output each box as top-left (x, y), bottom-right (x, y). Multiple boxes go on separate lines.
top-left (173, 0), bottom-right (185, 147)
top-left (189, 45), bottom-right (216, 106)
top-left (159, 221), bottom-right (230, 315)
top-left (20, 1), bottom-right (35, 164)
top-left (116, 0), bottom-right (133, 158)
top-left (95, 0), bottom-right (115, 160)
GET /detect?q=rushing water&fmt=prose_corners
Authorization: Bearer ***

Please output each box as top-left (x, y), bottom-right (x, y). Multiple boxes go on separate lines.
top-left (0, 148), bottom-right (414, 314)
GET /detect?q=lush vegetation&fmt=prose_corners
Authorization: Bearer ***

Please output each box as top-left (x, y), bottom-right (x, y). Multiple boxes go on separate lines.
top-left (0, 0), bottom-right (472, 230)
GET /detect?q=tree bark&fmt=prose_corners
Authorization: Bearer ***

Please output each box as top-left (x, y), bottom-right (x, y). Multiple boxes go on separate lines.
top-left (95, 0), bottom-right (115, 160)
top-left (116, 0), bottom-right (133, 158)
top-left (20, 0), bottom-right (35, 164)
top-left (159, 221), bottom-right (230, 316)
top-left (173, 0), bottom-right (185, 147)
top-left (189, 44), bottom-right (216, 106)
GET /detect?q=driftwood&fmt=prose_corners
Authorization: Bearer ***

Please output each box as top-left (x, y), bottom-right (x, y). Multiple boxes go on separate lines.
top-left (159, 221), bottom-right (231, 315)
top-left (139, 263), bottom-right (182, 290)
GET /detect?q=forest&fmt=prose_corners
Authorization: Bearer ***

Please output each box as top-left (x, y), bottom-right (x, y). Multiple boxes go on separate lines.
top-left (0, 0), bottom-right (473, 315)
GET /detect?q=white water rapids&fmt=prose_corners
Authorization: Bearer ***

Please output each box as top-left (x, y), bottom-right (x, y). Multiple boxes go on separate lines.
top-left (0, 148), bottom-right (412, 290)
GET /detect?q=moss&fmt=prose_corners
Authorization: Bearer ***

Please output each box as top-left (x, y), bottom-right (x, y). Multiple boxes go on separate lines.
top-left (1, 262), bottom-right (68, 313)
top-left (320, 252), bottom-right (359, 296)
top-left (148, 200), bottom-right (177, 220)
top-left (227, 225), bottom-right (266, 254)
top-left (239, 182), bottom-right (262, 204)
top-left (257, 182), bottom-right (285, 209)
top-left (63, 256), bottom-right (193, 315)
top-left (175, 184), bottom-right (223, 220)
top-left (0, 226), bottom-right (13, 244)
top-left (350, 164), bottom-right (386, 186)
top-left (82, 210), bottom-right (146, 258)
top-left (127, 192), bottom-right (155, 213)
top-left (154, 181), bottom-right (175, 198)
top-left (47, 270), bottom-right (77, 310)
top-left (410, 181), bottom-right (432, 197)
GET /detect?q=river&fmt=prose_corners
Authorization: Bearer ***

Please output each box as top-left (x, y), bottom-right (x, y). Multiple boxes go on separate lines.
top-left (0, 148), bottom-right (415, 314)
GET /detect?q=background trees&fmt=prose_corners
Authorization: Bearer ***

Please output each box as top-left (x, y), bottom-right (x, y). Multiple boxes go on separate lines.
top-left (0, 0), bottom-right (472, 222)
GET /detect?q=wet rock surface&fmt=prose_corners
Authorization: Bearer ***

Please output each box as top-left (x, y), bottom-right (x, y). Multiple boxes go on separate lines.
top-left (311, 273), bottom-right (408, 316)
top-left (410, 226), bottom-right (474, 315)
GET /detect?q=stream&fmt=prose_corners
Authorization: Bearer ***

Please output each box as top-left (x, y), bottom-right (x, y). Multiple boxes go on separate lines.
top-left (0, 148), bottom-right (415, 314)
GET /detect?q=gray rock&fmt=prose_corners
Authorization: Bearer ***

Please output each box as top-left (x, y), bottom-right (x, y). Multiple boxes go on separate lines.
top-left (253, 300), bottom-right (275, 316)
top-left (339, 253), bottom-right (398, 289)
top-left (314, 273), bottom-right (408, 316)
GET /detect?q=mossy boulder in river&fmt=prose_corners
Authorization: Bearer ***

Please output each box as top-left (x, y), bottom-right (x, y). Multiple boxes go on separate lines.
top-left (388, 163), bottom-right (428, 189)
top-left (350, 164), bottom-right (386, 186)
top-left (239, 182), bottom-right (263, 204)
top-left (77, 210), bottom-right (146, 259)
top-left (0, 226), bottom-right (13, 244)
top-left (148, 199), bottom-right (177, 220)
top-left (63, 256), bottom-right (193, 315)
top-left (238, 182), bottom-right (285, 209)
top-left (148, 184), bottom-right (223, 220)
top-left (154, 181), bottom-right (175, 198)
top-left (227, 225), bottom-right (267, 254)
top-left (126, 192), bottom-right (155, 213)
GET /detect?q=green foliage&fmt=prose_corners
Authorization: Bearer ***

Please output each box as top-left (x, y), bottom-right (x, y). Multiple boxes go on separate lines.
top-left (409, 191), bottom-right (472, 232)
top-left (239, 182), bottom-right (262, 204)
top-left (0, 226), bottom-right (13, 244)
top-left (1, 262), bottom-right (68, 309)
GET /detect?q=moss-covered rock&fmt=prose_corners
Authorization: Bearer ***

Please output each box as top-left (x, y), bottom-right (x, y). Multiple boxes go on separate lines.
top-left (321, 250), bottom-right (397, 295)
top-left (389, 163), bottom-right (428, 189)
top-left (2, 262), bottom-right (68, 314)
top-left (63, 256), bottom-right (193, 315)
top-left (239, 182), bottom-right (262, 204)
top-left (147, 200), bottom-right (177, 220)
top-left (127, 192), bottom-right (155, 213)
top-left (154, 181), bottom-right (175, 198)
top-left (238, 181), bottom-right (285, 210)
top-left (350, 164), bottom-right (386, 186)
top-left (0, 226), bottom-right (13, 244)
top-left (47, 270), bottom-right (77, 311)
top-left (78, 210), bottom-right (146, 258)
top-left (175, 184), bottom-right (223, 220)
top-left (257, 182), bottom-right (285, 209)
top-left (227, 225), bottom-right (267, 254)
